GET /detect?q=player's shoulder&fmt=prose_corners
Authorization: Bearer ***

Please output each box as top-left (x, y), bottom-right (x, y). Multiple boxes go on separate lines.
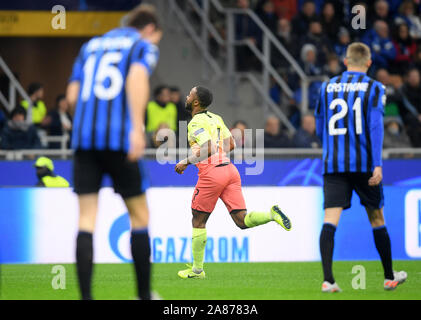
top-left (131, 36), bottom-right (158, 54)
top-left (372, 78), bottom-right (386, 91)
top-left (188, 114), bottom-right (205, 129)
top-left (327, 74), bottom-right (343, 84)
top-left (321, 74), bottom-right (342, 90)
top-left (207, 111), bottom-right (224, 122)
top-left (203, 111), bottom-right (227, 127)
top-left (188, 111), bottom-right (218, 128)
top-left (129, 35), bottom-right (159, 68)
top-left (356, 74), bottom-right (384, 90)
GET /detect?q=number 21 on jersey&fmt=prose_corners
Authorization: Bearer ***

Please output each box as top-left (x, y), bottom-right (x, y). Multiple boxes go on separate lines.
top-left (328, 97), bottom-right (362, 136)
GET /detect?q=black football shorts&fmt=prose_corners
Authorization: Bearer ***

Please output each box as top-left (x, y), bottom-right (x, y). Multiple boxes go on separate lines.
top-left (73, 149), bottom-right (144, 198)
top-left (323, 172), bottom-right (384, 210)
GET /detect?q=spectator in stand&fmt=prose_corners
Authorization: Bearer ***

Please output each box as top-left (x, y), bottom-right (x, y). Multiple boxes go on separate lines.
top-left (375, 68), bottom-right (402, 117)
top-left (369, 0), bottom-right (394, 29)
top-left (299, 19), bottom-right (333, 66)
top-left (292, 113), bottom-right (321, 148)
top-left (398, 68), bottom-right (421, 147)
top-left (414, 46), bottom-right (421, 74)
top-left (234, 0), bottom-right (261, 71)
top-left (320, 2), bottom-right (342, 44)
top-left (362, 20), bottom-right (396, 72)
top-left (276, 18), bottom-right (293, 49)
top-left (169, 86), bottom-right (190, 130)
top-left (287, 99), bottom-right (302, 129)
top-left (0, 106), bottom-right (41, 150)
top-left (269, 77), bottom-right (282, 104)
top-left (150, 122), bottom-right (176, 149)
top-left (145, 85), bottom-right (177, 134)
top-left (291, 44), bottom-right (323, 110)
top-left (263, 115), bottom-right (291, 148)
top-left (395, 0), bottom-right (421, 41)
top-left (300, 43), bottom-right (323, 77)
top-left (291, 0), bottom-right (318, 36)
top-left (383, 116), bottom-right (412, 149)
top-left (391, 23), bottom-right (417, 74)
top-left (0, 107), bottom-right (6, 132)
top-left (273, 18), bottom-right (299, 69)
top-left (255, 0), bottom-right (277, 34)
top-left (21, 82), bottom-right (47, 127)
top-left (230, 120), bottom-right (251, 148)
top-left (297, 0), bottom-right (325, 14)
top-left (386, 0), bottom-right (403, 16)
top-left (324, 54), bottom-right (343, 78)
top-left (334, 27), bottom-right (351, 66)
top-left (42, 94), bottom-right (72, 149)
top-left (269, 0), bottom-right (297, 20)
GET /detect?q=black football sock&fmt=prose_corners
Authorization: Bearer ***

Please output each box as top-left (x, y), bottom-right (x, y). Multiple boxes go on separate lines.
top-left (373, 226), bottom-right (394, 280)
top-left (76, 231), bottom-right (94, 300)
top-left (131, 228), bottom-right (151, 300)
top-left (320, 223), bottom-right (336, 284)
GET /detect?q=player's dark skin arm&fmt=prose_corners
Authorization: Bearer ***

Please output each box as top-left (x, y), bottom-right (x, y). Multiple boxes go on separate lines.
top-left (175, 140), bottom-right (216, 174)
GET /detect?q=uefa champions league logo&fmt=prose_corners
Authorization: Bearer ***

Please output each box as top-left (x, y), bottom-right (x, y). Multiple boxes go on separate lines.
top-left (278, 159), bottom-right (323, 186)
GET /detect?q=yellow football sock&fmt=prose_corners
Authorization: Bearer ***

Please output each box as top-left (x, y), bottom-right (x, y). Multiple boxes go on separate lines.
top-left (192, 228), bottom-right (207, 271)
top-left (244, 211), bottom-right (273, 228)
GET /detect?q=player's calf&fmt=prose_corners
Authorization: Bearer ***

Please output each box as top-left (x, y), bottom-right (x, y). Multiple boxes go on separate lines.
top-left (234, 206), bottom-right (292, 231)
top-left (230, 210), bottom-right (248, 229)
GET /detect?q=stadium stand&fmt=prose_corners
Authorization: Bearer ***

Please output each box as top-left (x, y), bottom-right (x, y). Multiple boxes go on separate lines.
top-left (1, 0), bottom-right (421, 157)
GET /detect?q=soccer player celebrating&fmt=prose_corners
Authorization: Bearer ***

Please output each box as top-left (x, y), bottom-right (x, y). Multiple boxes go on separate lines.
top-left (175, 86), bottom-right (292, 279)
top-left (66, 5), bottom-right (162, 300)
top-left (315, 43), bottom-right (407, 292)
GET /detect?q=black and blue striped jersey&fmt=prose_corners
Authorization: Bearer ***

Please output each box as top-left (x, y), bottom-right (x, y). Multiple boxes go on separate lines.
top-left (315, 71), bottom-right (385, 174)
top-left (69, 27), bottom-right (159, 152)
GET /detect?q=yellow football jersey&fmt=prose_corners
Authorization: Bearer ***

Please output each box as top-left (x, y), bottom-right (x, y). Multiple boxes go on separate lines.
top-left (187, 110), bottom-right (231, 174)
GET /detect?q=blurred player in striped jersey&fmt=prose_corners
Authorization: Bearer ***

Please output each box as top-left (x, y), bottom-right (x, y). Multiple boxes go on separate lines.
top-left (174, 86), bottom-right (292, 279)
top-left (315, 42), bottom-right (407, 292)
top-left (66, 4), bottom-right (162, 300)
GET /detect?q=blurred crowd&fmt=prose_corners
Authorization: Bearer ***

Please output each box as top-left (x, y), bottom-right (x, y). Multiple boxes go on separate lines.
top-left (145, 84), bottom-right (321, 149)
top-left (1, 0), bottom-right (421, 151)
top-left (0, 82), bottom-right (72, 151)
top-left (205, 0), bottom-right (421, 148)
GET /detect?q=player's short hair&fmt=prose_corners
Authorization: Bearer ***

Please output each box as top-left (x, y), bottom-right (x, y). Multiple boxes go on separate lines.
top-left (345, 42), bottom-right (371, 67)
top-left (126, 4), bottom-right (161, 31)
top-left (195, 86), bottom-right (213, 108)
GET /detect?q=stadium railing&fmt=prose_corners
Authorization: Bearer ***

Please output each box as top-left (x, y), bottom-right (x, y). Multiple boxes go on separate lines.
top-left (1, 148), bottom-right (420, 160)
top-left (0, 55), bottom-right (34, 124)
top-left (300, 75), bottom-right (330, 114)
top-left (39, 133), bottom-right (70, 150)
top-left (168, 0), bottom-right (310, 134)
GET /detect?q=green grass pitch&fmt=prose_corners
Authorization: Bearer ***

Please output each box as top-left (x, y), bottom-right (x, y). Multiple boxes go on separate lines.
top-left (1, 261), bottom-right (420, 300)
